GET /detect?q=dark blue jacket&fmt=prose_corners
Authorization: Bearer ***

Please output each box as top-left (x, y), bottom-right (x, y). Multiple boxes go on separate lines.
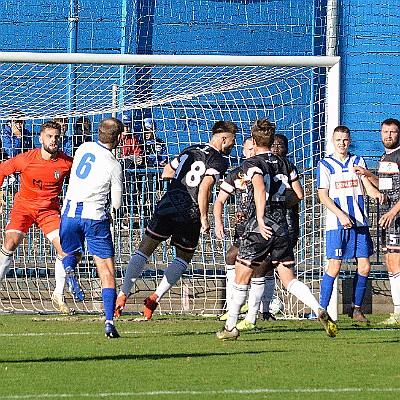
top-left (0, 124), bottom-right (34, 159)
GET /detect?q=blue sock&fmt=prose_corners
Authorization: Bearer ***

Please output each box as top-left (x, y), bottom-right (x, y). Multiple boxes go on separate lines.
top-left (102, 288), bottom-right (117, 322)
top-left (353, 272), bottom-right (368, 308)
top-left (62, 255), bottom-right (78, 273)
top-left (319, 273), bottom-right (335, 310)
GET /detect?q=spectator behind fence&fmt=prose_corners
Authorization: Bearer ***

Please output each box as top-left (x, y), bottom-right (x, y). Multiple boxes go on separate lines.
top-left (119, 114), bottom-right (142, 166)
top-left (132, 117), bottom-right (168, 223)
top-left (72, 116), bottom-right (92, 155)
top-left (118, 114), bottom-right (143, 230)
top-left (136, 117), bottom-right (168, 167)
top-left (53, 117), bottom-right (72, 156)
top-left (0, 110), bottom-right (34, 160)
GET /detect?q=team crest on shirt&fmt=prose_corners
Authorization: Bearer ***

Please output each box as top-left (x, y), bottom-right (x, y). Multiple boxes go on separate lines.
top-left (54, 170), bottom-right (60, 179)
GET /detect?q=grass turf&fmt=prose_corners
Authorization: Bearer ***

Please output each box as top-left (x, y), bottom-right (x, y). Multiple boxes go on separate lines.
top-left (0, 313), bottom-right (399, 399)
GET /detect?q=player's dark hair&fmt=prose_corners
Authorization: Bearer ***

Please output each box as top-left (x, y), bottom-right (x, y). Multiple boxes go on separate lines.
top-left (251, 117), bottom-right (275, 148)
top-left (40, 121), bottom-right (61, 134)
top-left (212, 121), bottom-right (238, 136)
top-left (98, 117), bottom-right (124, 146)
top-left (381, 118), bottom-right (400, 131)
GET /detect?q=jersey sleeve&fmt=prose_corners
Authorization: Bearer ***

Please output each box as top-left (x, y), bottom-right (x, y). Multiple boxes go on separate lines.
top-left (219, 168), bottom-right (236, 195)
top-left (289, 161), bottom-right (299, 183)
top-left (242, 158), bottom-right (262, 180)
top-left (355, 156), bottom-right (367, 169)
top-left (316, 159), bottom-right (331, 189)
top-left (0, 152), bottom-right (25, 186)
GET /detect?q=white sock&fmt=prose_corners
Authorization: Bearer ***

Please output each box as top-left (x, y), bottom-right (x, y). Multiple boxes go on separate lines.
top-left (287, 278), bottom-right (321, 315)
top-left (261, 274), bottom-right (276, 313)
top-left (53, 255), bottom-right (66, 296)
top-left (0, 246), bottom-right (13, 282)
top-left (389, 272), bottom-right (400, 314)
top-left (226, 283), bottom-right (248, 331)
top-left (246, 277), bottom-right (266, 324)
top-left (155, 257), bottom-right (188, 301)
top-left (225, 264), bottom-right (236, 310)
top-left (120, 250), bottom-right (149, 295)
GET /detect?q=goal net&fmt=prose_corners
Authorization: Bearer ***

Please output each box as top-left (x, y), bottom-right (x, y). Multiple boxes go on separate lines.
top-left (0, 53), bottom-right (340, 317)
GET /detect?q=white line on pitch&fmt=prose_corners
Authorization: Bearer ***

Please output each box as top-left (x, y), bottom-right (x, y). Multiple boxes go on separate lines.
top-left (1, 388), bottom-right (400, 399)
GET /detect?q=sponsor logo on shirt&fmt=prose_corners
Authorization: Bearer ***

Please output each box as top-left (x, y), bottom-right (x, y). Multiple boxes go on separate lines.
top-left (54, 170), bottom-right (60, 179)
top-left (335, 179), bottom-right (358, 189)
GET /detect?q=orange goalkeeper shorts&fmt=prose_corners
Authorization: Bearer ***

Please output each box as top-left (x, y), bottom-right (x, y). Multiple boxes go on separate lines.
top-left (6, 202), bottom-right (61, 237)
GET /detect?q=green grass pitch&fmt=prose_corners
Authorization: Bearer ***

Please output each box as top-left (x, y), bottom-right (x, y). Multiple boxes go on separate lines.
top-left (0, 313), bottom-right (399, 399)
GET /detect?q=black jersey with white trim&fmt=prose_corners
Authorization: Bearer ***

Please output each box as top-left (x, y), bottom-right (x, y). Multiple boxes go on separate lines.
top-left (164, 144), bottom-right (228, 221)
top-left (378, 146), bottom-right (400, 216)
top-left (243, 152), bottom-right (295, 236)
top-left (219, 165), bottom-right (248, 214)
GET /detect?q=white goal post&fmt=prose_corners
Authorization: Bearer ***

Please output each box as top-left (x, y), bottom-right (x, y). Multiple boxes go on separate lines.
top-left (0, 52), bottom-right (340, 317)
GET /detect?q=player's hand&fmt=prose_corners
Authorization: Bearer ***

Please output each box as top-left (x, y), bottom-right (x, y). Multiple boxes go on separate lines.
top-left (235, 211), bottom-right (247, 224)
top-left (378, 193), bottom-right (386, 205)
top-left (339, 214), bottom-right (353, 229)
top-left (353, 165), bottom-right (366, 176)
top-left (379, 210), bottom-right (396, 229)
top-left (201, 217), bottom-right (210, 234)
top-left (257, 219), bottom-right (273, 240)
top-left (0, 202), bottom-right (3, 214)
top-left (214, 221), bottom-right (225, 240)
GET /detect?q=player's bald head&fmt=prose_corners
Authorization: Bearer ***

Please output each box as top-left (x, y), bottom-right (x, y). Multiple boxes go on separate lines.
top-left (98, 117), bottom-right (124, 147)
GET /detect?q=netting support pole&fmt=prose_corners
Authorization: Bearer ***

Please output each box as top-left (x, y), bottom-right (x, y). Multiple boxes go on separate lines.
top-left (325, 0), bottom-right (340, 321)
top-left (67, 0), bottom-right (79, 125)
top-left (112, 84), bottom-right (118, 118)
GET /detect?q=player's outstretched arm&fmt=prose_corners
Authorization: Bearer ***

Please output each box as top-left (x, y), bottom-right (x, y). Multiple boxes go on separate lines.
top-left (361, 175), bottom-right (385, 204)
top-left (354, 165), bottom-right (379, 188)
top-left (198, 175), bottom-right (215, 234)
top-left (213, 189), bottom-right (230, 240)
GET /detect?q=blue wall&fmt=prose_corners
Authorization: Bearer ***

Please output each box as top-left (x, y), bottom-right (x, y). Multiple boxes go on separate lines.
top-left (1, 0), bottom-right (399, 165)
top-left (339, 0), bottom-right (400, 167)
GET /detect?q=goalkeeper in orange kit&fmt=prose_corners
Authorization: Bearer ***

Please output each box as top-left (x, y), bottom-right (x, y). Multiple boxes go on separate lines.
top-left (0, 121), bottom-right (74, 314)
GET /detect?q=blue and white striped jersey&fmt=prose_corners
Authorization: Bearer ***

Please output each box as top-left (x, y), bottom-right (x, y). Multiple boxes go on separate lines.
top-left (317, 153), bottom-right (369, 230)
top-left (62, 141), bottom-right (123, 220)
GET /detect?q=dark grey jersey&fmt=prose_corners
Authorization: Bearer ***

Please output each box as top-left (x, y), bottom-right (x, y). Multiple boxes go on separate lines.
top-left (161, 144), bottom-right (228, 221)
top-left (378, 146), bottom-right (400, 216)
top-left (242, 152), bottom-right (296, 236)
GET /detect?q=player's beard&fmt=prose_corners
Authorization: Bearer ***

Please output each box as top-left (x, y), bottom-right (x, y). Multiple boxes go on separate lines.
top-left (43, 143), bottom-right (59, 155)
top-left (222, 143), bottom-right (235, 155)
top-left (383, 138), bottom-right (399, 150)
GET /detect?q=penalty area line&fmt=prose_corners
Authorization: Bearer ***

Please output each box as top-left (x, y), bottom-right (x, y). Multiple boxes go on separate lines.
top-left (1, 388), bottom-right (400, 399)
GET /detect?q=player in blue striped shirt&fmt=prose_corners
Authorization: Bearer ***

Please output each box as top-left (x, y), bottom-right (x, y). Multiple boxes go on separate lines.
top-left (317, 125), bottom-right (385, 324)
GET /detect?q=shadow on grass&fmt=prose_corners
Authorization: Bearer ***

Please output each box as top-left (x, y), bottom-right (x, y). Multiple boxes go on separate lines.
top-left (0, 348), bottom-right (287, 364)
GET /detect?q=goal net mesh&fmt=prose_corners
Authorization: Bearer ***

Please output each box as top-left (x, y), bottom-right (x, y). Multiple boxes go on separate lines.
top-left (0, 58), bottom-right (330, 317)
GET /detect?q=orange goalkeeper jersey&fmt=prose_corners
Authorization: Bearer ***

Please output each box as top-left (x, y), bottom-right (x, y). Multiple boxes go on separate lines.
top-left (0, 148), bottom-right (73, 209)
